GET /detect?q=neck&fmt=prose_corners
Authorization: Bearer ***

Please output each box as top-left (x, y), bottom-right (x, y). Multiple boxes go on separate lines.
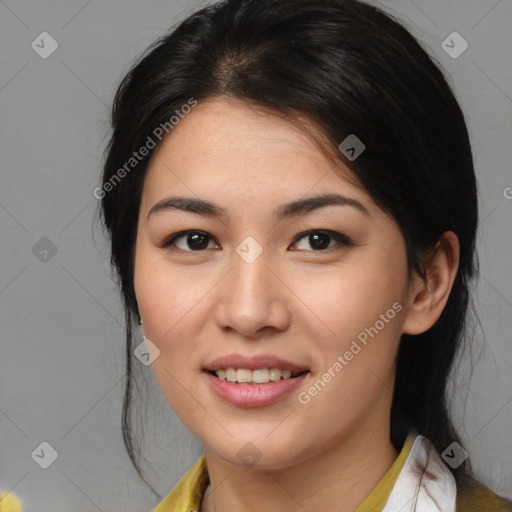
top-left (200, 419), bottom-right (399, 512)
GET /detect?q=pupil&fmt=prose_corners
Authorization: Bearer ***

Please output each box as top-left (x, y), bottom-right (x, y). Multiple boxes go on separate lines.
top-left (310, 232), bottom-right (329, 250)
top-left (188, 233), bottom-right (209, 250)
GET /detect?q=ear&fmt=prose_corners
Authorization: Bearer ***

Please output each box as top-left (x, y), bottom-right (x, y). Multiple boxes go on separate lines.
top-left (402, 231), bottom-right (460, 335)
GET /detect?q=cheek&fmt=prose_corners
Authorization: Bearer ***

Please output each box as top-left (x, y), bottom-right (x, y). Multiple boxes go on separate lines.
top-left (284, 245), bottom-right (406, 403)
top-left (286, 251), bottom-right (406, 344)
top-left (134, 250), bottom-right (205, 422)
top-left (133, 248), bottom-right (215, 406)
top-left (294, 291), bottom-right (402, 440)
top-left (135, 246), bottom-right (204, 335)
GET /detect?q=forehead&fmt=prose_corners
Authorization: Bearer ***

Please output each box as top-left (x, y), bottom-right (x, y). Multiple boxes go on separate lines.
top-left (141, 97), bottom-right (370, 213)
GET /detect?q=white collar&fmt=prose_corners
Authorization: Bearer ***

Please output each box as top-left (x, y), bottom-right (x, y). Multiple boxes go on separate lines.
top-left (382, 432), bottom-right (456, 512)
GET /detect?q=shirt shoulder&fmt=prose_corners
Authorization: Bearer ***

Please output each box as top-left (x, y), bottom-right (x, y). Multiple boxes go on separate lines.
top-left (455, 472), bottom-right (512, 512)
top-left (153, 454), bottom-right (209, 512)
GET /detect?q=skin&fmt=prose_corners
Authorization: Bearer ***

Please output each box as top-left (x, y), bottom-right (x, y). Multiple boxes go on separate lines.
top-left (134, 97), bottom-right (459, 512)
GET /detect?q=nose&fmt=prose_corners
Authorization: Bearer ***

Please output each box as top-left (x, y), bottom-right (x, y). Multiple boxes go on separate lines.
top-left (214, 248), bottom-right (292, 339)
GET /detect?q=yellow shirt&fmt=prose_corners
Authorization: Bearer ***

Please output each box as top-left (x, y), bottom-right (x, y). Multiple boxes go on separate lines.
top-left (153, 433), bottom-right (415, 512)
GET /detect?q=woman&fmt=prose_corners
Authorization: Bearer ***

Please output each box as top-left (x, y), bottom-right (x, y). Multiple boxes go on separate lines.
top-left (97, 0), bottom-right (512, 510)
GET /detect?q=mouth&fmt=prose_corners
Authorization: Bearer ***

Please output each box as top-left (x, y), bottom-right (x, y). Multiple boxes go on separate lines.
top-left (202, 366), bottom-right (311, 407)
top-left (204, 368), bottom-right (310, 385)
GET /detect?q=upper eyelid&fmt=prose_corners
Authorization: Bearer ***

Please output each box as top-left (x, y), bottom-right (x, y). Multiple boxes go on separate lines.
top-left (292, 229), bottom-right (351, 243)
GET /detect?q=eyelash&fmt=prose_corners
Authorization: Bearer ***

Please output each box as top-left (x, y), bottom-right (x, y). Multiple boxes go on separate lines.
top-left (159, 229), bottom-right (353, 253)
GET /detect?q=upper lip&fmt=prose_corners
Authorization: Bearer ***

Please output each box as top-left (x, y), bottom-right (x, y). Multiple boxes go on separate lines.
top-left (203, 354), bottom-right (310, 373)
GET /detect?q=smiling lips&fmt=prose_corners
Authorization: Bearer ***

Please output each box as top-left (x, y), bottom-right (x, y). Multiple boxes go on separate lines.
top-left (203, 353), bottom-right (309, 382)
top-left (202, 353), bottom-right (310, 406)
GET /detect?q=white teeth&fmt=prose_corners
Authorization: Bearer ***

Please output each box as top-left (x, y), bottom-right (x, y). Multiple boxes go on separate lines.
top-left (252, 368), bottom-right (269, 383)
top-left (225, 368), bottom-right (236, 382)
top-left (269, 368), bottom-right (281, 381)
top-left (214, 367), bottom-right (299, 384)
top-left (236, 369), bottom-right (252, 383)
top-left (270, 368), bottom-right (292, 381)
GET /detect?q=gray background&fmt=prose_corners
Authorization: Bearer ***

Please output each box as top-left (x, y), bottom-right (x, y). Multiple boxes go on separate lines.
top-left (1, 0), bottom-right (511, 510)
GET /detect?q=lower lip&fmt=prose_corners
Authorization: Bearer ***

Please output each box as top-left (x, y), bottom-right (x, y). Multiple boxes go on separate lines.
top-left (202, 371), bottom-right (309, 407)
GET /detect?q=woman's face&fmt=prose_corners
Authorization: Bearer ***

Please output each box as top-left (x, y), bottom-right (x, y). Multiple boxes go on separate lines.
top-left (134, 97), bottom-right (413, 469)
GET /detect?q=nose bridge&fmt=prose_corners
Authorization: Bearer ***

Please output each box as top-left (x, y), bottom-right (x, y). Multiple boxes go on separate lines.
top-left (232, 248), bottom-right (271, 304)
top-left (217, 242), bottom-right (290, 335)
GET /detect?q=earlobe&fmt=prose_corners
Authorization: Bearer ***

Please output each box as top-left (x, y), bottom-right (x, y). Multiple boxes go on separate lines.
top-left (402, 231), bottom-right (460, 335)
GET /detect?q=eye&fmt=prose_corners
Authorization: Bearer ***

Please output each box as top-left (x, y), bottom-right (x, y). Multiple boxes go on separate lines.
top-left (160, 230), bottom-right (220, 251)
top-left (160, 229), bottom-right (352, 253)
top-left (290, 230), bottom-right (352, 251)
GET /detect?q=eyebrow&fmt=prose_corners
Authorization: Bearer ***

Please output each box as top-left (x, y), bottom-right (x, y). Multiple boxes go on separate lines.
top-left (146, 193), bottom-right (369, 221)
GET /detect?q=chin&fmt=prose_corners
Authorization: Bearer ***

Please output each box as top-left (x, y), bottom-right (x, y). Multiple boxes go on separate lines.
top-left (208, 436), bottom-right (310, 471)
